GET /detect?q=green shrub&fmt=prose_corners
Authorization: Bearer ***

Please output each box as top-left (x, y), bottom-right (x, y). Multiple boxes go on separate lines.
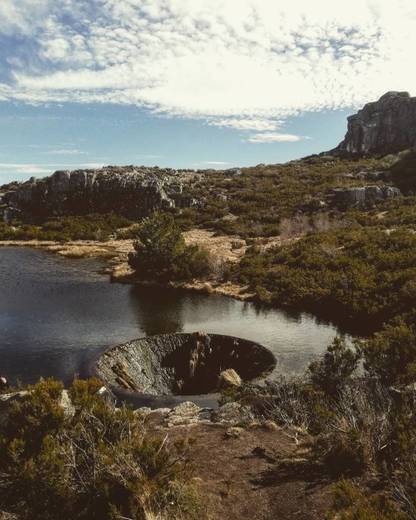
top-left (328, 480), bottom-right (407, 519)
top-left (308, 337), bottom-right (360, 395)
top-left (362, 319), bottom-right (416, 386)
top-left (128, 213), bottom-right (211, 282)
top-left (234, 227), bottom-right (416, 326)
top-left (0, 378), bottom-right (203, 520)
top-left (0, 214), bottom-right (132, 242)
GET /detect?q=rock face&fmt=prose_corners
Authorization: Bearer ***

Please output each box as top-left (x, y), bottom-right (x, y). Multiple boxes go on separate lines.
top-left (94, 333), bottom-right (276, 397)
top-left (4, 166), bottom-right (201, 220)
top-left (333, 92), bottom-right (416, 156)
top-left (330, 185), bottom-right (401, 208)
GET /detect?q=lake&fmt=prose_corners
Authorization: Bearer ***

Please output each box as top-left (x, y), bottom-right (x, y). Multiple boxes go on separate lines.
top-left (0, 247), bottom-right (349, 387)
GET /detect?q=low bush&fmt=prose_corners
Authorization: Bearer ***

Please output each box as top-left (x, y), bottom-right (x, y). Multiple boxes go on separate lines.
top-left (233, 227), bottom-right (416, 327)
top-left (308, 337), bottom-right (360, 395)
top-left (329, 480), bottom-right (407, 520)
top-left (0, 214), bottom-right (132, 242)
top-left (362, 318), bottom-right (416, 387)
top-left (0, 378), bottom-right (203, 520)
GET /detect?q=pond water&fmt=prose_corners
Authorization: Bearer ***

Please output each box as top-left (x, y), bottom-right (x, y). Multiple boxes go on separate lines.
top-left (0, 247), bottom-right (350, 389)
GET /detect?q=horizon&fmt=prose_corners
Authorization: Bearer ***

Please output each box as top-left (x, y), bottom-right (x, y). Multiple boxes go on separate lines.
top-left (1, 0), bottom-right (416, 183)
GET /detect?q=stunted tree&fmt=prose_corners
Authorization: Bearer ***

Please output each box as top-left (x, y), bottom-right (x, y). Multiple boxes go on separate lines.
top-left (128, 213), bottom-right (211, 282)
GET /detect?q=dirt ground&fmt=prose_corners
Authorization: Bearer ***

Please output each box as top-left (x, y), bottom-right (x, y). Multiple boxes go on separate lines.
top-left (165, 423), bottom-right (334, 520)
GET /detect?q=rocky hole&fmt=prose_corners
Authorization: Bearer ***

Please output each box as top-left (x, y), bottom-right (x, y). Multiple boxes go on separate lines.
top-left (95, 333), bottom-right (276, 396)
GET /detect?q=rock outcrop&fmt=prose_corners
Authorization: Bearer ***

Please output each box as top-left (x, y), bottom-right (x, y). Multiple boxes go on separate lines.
top-left (333, 91), bottom-right (416, 156)
top-left (4, 166), bottom-right (202, 220)
top-left (330, 185), bottom-right (401, 209)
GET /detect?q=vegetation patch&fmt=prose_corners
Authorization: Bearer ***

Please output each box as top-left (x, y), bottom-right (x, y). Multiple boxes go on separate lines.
top-left (0, 213), bottom-right (132, 242)
top-left (128, 213), bottom-right (212, 282)
top-left (0, 378), bottom-right (203, 520)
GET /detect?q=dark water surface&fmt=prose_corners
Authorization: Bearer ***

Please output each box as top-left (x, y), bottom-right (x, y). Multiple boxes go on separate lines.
top-left (0, 247), bottom-right (349, 387)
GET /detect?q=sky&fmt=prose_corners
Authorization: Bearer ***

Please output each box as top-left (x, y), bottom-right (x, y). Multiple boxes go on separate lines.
top-left (0, 0), bottom-right (416, 184)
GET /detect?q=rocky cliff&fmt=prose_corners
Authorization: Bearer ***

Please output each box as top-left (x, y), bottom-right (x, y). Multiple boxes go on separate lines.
top-left (3, 166), bottom-right (201, 221)
top-left (333, 91), bottom-right (416, 156)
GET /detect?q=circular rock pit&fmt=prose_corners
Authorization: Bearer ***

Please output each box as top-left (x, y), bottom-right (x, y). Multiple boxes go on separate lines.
top-left (94, 332), bottom-right (276, 396)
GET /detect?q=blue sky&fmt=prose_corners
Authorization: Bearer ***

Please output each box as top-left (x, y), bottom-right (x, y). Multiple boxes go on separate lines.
top-left (0, 0), bottom-right (415, 184)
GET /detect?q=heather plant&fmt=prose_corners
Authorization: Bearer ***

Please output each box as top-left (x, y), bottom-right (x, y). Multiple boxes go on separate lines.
top-left (0, 378), bottom-right (203, 520)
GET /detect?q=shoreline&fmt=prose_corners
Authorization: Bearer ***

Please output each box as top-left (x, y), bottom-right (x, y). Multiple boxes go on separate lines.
top-left (0, 237), bottom-right (373, 334)
top-left (0, 231), bottom-right (254, 301)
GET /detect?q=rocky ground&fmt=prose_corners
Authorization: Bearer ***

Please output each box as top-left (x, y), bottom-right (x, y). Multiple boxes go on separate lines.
top-left (0, 392), bottom-right (334, 520)
top-left (107, 400), bottom-right (333, 519)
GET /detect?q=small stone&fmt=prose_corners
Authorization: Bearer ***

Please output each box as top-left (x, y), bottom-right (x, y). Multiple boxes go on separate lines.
top-left (149, 407), bottom-right (171, 416)
top-left (225, 426), bottom-right (244, 438)
top-left (218, 369), bottom-right (242, 390)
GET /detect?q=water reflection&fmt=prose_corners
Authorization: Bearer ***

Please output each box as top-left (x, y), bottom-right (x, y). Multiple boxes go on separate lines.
top-left (0, 247), bottom-right (353, 386)
top-left (128, 285), bottom-right (184, 336)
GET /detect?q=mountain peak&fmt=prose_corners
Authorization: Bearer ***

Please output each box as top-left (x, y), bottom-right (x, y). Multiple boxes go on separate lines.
top-left (333, 91), bottom-right (416, 156)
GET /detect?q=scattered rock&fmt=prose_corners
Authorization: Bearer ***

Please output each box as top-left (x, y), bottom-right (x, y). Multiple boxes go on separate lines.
top-left (166, 401), bottom-right (204, 427)
top-left (218, 369), bottom-right (242, 390)
top-left (226, 168), bottom-right (242, 176)
top-left (225, 426), bottom-right (244, 438)
top-left (212, 402), bottom-right (254, 425)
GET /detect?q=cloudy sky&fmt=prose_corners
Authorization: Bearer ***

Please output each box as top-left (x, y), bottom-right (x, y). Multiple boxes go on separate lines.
top-left (0, 0), bottom-right (415, 182)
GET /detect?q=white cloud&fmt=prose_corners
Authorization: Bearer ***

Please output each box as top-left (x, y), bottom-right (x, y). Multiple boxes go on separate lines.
top-left (200, 161), bottom-right (230, 166)
top-left (209, 118), bottom-right (281, 131)
top-left (0, 162), bottom-right (105, 177)
top-left (42, 149), bottom-right (88, 155)
top-left (0, 0), bottom-right (416, 127)
top-left (247, 133), bottom-right (304, 143)
top-left (0, 163), bottom-right (52, 175)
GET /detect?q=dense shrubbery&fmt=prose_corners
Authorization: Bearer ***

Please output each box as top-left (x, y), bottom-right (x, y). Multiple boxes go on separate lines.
top-left (233, 227), bottom-right (416, 327)
top-left (128, 213), bottom-right (211, 282)
top-left (227, 319), bottom-right (416, 518)
top-left (0, 214), bottom-right (132, 242)
top-left (0, 378), bottom-right (202, 520)
top-left (175, 156), bottom-right (392, 237)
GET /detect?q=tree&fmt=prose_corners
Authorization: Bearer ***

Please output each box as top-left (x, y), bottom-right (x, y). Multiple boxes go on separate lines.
top-left (128, 213), bottom-right (211, 282)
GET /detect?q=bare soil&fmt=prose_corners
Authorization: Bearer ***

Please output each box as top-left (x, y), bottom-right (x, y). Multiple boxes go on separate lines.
top-left (163, 423), bottom-right (334, 520)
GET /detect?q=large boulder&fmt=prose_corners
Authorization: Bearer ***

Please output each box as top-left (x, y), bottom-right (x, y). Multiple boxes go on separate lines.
top-left (333, 91), bottom-right (416, 156)
top-left (331, 185), bottom-right (401, 208)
